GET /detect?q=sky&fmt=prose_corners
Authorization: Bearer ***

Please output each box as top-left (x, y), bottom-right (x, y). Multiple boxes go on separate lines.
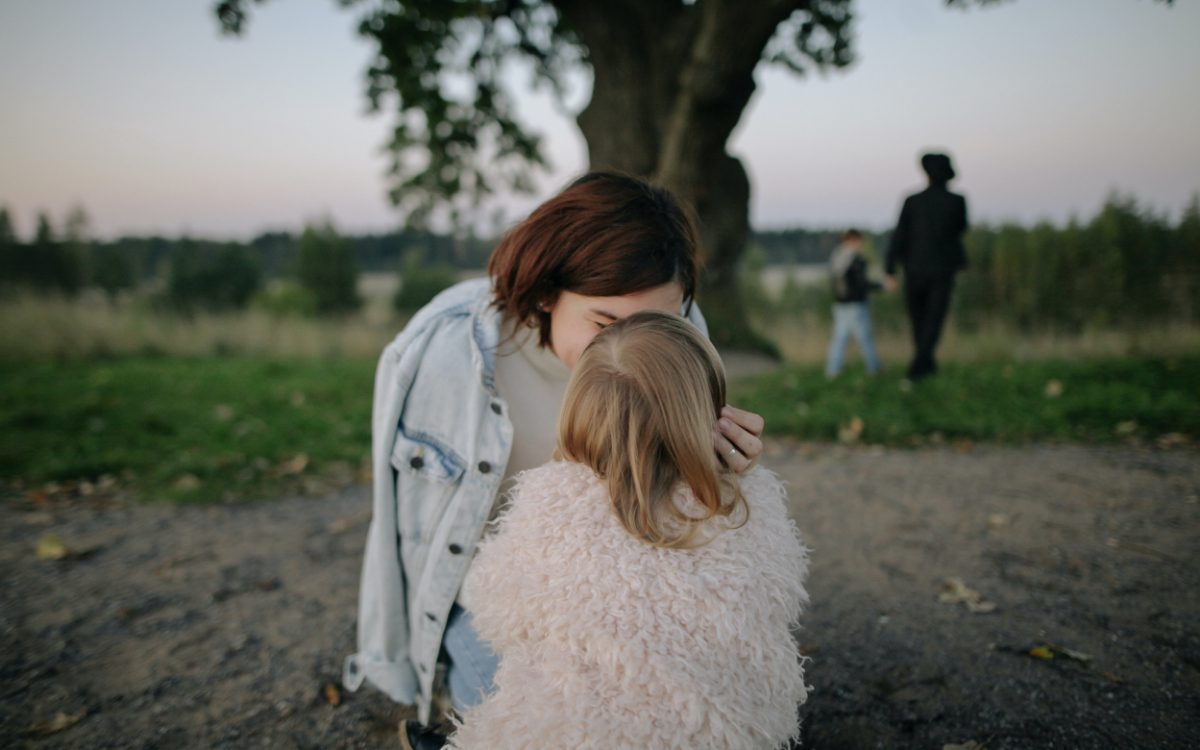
top-left (1, 0), bottom-right (1197, 241)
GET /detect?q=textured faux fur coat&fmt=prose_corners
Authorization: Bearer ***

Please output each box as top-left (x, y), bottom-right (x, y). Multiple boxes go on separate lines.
top-left (450, 461), bottom-right (810, 750)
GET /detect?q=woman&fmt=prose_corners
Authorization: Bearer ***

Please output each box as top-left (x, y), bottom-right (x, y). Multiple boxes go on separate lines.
top-left (342, 172), bottom-right (766, 726)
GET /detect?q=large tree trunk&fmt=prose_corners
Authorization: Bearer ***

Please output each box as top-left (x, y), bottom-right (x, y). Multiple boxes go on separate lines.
top-left (557, 0), bottom-right (804, 353)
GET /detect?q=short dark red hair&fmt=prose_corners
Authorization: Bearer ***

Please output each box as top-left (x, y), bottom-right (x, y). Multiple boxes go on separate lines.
top-left (488, 171), bottom-right (700, 346)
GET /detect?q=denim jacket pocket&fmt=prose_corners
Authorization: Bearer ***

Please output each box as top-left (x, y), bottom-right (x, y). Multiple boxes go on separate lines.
top-left (390, 429), bottom-right (465, 544)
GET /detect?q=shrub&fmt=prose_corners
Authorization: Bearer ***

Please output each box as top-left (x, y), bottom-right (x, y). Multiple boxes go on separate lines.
top-left (252, 281), bottom-right (318, 318)
top-left (295, 221), bottom-right (361, 315)
top-left (393, 255), bottom-right (458, 312)
top-left (167, 240), bottom-right (262, 312)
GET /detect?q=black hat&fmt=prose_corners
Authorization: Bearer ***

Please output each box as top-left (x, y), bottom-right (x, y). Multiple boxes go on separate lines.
top-left (920, 152), bottom-right (955, 182)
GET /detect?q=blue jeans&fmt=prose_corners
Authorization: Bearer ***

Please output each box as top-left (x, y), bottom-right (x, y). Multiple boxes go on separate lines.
top-left (826, 302), bottom-right (881, 377)
top-left (442, 603), bottom-right (499, 713)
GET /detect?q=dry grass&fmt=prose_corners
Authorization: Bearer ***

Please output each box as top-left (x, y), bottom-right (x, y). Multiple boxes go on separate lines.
top-left (4, 280), bottom-right (1198, 365)
top-left (0, 288), bottom-right (408, 361)
top-left (761, 312), bottom-right (1200, 366)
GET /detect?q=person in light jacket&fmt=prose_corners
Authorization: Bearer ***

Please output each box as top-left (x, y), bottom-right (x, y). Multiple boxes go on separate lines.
top-left (343, 172), bottom-right (768, 731)
top-left (448, 311), bottom-right (809, 750)
top-left (825, 228), bottom-right (883, 378)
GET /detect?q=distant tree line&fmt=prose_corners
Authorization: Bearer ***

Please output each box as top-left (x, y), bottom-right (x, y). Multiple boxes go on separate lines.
top-left (3, 193), bottom-right (1197, 329)
top-left (0, 206), bottom-right (491, 315)
top-left (955, 193), bottom-right (1200, 330)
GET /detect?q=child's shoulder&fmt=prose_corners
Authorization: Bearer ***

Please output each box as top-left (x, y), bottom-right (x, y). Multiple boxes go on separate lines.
top-left (505, 460), bottom-right (607, 520)
top-left (736, 465), bottom-right (788, 508)
top-left (513, 459), bottom-right (597, 495)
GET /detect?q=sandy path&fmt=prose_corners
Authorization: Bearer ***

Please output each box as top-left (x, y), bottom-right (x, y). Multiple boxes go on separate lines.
top-left (3, 442), bottom-right (1198, 749)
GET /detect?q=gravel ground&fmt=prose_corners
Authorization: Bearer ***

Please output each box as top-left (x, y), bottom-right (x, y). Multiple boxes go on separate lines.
top-left (2, 442), bottom-right (1198, 749)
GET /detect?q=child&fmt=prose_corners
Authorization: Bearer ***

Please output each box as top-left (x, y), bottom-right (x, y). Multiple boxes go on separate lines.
top-left (826, 228), bottom-right (883, 378)
top-left (446, 310), bottom-right (810, 750)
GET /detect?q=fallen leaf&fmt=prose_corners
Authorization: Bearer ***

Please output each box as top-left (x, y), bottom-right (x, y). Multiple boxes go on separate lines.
top-left (838, 416), bottom-right (864, 444)
top-left (214, 403), bottom-right (236, 422)
top-left (1114, 420), bottom-right (1138, 436)
top-left (173, 474), bottom-right (202, 491)
top-left (987, 513), bottom-right (1009, 529)
top-left (275, 454), bottom-right (309, 476)
top-left (1044, 379), bottom-right (1063, 398)
top-left (323, 682), bottom-right (341, 706)
top-left (1028, 646), bottom-right (1054, 660)
top-left (36, 534), bottom-right (70, 561)
top-left (327, 511), bottom-right (372, 535)
top-left (938, 577), bottom-right (997, 613)
top-left (1157, 432), bottom-right (1188, 449)
top-left (1055, 645), bottom-right (1092, 662)
top-left (1028, 643), bottom-right (1092, 663)
top-left (290, 391), bottom-right (307, 408)
top-left (32, 709), bottom-right (86, 735)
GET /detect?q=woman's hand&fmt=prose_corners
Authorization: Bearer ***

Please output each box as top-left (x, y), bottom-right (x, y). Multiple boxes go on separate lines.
top-left (714, 405), bottom-right (764, 473)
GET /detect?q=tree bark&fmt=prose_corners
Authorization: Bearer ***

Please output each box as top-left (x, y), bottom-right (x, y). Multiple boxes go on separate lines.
top-left (556, 0), bottom-right (807, 352)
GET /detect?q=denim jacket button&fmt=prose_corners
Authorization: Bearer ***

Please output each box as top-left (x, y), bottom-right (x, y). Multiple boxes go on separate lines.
top-left (448, 543), bottom-right (463, 555)
top-left (490, 402), bottom-right (502, 415)
top-left (477, 461), bottom-right (492, 474)
top-left (409, 456), bottom-right (424, 469)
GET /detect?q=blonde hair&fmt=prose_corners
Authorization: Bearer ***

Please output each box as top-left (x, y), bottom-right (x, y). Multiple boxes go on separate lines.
top-left (557, 311), bottom-right (747, 548)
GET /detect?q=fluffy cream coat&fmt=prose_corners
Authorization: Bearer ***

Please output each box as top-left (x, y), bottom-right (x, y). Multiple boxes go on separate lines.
top-left (450, 461), bottom-right (810, 750)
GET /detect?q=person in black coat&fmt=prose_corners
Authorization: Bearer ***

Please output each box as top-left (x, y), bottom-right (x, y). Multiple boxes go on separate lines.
top-left (884, 152), bottom-right (969, 380)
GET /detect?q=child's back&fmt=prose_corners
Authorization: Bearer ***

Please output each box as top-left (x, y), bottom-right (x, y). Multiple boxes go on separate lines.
top-left (450, 311), bottom-right (810, 750)
top-left (454, 461), bottom-right (808, 750)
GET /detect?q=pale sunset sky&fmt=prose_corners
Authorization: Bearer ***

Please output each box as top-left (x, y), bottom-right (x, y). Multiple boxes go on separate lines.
top-left (1, 0), bottom-right (1197, 240)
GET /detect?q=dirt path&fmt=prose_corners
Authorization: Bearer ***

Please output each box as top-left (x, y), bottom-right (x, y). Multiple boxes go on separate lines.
top-left (3, 443), bottom-right (1198, 749)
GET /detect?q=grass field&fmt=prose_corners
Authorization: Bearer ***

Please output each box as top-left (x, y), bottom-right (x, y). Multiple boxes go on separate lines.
top-left (0, 357), bottom-right (374, 503)
top-left (2, 352), bottom-right (1196, 503)
top-left (730, 357), bottom-right (1199, 445)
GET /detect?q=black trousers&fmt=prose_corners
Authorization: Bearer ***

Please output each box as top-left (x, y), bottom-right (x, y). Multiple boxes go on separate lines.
top-left (904, 273), bottom-right (956, 379)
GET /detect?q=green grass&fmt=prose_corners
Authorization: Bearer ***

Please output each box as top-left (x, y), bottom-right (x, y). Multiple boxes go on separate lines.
top-left (2, 355), bottom-right (1196, 504)
top-left (731, 357), bottom-right (1200, 444)
top-left (0, 356), bottom-right (375, 502)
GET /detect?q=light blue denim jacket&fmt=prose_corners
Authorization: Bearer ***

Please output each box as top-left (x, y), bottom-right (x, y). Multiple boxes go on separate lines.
top-left (342, 278), bottom-right (706, 723)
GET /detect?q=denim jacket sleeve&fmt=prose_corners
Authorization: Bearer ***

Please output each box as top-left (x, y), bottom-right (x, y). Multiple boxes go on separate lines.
top-left (341, 318), bottom-right (437, 704)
